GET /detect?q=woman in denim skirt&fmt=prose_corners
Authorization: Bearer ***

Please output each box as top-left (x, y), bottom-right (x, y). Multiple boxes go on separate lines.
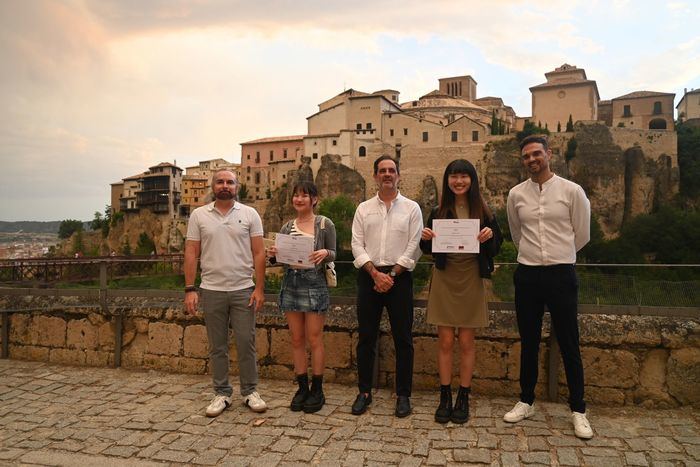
top-left (267, 181), bottom-right (336, 413)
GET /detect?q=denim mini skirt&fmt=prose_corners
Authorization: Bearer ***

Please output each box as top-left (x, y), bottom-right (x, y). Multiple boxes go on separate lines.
top-left (279, 267), bottom-right (330, 313)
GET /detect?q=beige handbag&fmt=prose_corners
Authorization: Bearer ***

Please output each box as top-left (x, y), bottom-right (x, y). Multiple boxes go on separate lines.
top-left (319, 216), bottom-right (337, 287)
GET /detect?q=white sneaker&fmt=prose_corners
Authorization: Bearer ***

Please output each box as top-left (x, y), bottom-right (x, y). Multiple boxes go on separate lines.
top-left (572, 411), bottom-right (594, 439)
top-left (503, 401), bottom-right (535, 423)
top-left (243, 391), bottom-right (267, 413)
top-left (205, 394), bottom-right (231, 417)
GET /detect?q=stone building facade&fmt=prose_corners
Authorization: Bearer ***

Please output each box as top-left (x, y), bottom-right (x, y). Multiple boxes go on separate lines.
top-left (240, 136), bottom-right (305, 201)
top-left (610, 91), bottom-right (675, 130)
top-left (676, 88), bottom-right (700, 124)
top-left (530, 64), bottom-right (600, 131)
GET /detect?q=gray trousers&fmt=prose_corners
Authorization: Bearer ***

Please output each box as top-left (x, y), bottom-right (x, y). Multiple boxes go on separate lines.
top-left (200, 287), bottom-right (258, 397)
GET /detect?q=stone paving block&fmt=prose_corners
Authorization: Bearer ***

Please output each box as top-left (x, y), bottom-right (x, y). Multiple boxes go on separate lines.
top-left (624, 451), bottom-right (650, 466)
top-left (647, 436), bottom-right (682, 452)
top-left (191, 448), bottom-right (228, 465)
top-left (398, 456), bottom-right (424, 467)
top-left (152, 448), bottom-right (195, 463)
top-left (527, 436), bottom-right (549, 451)
top-left (284, 445), bottom-right (319, 462)
top-left (426, 448), bottom-right (447, 465)
top-left (501, 451), bottom-right (519, 466)
top-left (308, 429), bottom-right (332, 446)
top-left (687, 444), bottom-right (700, 460)
top-left (102, 445), bottom-right (140, 457)
top-left (557, 447), bottom-right (579, 465)
top-left (270, 437), bottom-right (296, 453)
top-left (453, 447), bottom-right (492, 464)
top-left (477, 432), bottom-right (498, 448)
top-left (0, 449), bottom-right (23, 460)
top-left (521, 451), bottom-right (552, 465)
top-left (582, 456), bottom-right (623, 466)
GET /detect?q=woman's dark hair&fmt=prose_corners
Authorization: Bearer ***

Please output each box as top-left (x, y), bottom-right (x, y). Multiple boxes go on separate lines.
top-left (437, 159), bottom-right (492, 222)
top-left (291, 180), bottom-right (319, 208)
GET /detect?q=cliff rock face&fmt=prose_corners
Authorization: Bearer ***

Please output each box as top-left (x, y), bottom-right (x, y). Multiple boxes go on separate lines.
top-left (262, 154), bottom-right (366, 233)
top-left (417, 175), bottom-right (438, 220)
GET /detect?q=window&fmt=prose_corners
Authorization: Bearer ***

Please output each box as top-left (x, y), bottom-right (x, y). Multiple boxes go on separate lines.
top-left (403, 128), bottom-right (408, 136)
top-left (269, 150), bottom-right (274, 161)
top-left (623, 105), bottom-right (631, 117)
top-left (283, 149), bottom-right (288, 158)
top-left (246, 166), bottom-right (251, 173)
top-left (283, 174), bottom-right (286, 179)
top-left (184, 189), bottom-right (188, 194)
top-left (255, 173), bottom-right (260, 184)
top-left (653, 101), bottom-right (662, 115)
top-left (356, 123), bottom-right (362, 130)
top-left (366, 123), bottom-right (372, 130)
top-left (451, 131), bottom-right (458, 142)
top-left (422, 132), bottom-right (428, 142)
top-left (472, 131), bottom-right (479, 142)
top-left (332, 140), bottom-right (337, 146)
top-left (390, 129), bottom-right (394, 136)
top-left (255, 151), bottom-right (260, 163)
top-left (247, 154), bottom-right (250, 160)
top-left (194, 197), bottom-right (198, 202)
top-left (359, 146), bottom-right (366, 157)
top-left (246, 176), bottom-right (250, 181)
top-left (312, 153), bottom-right (318, 159)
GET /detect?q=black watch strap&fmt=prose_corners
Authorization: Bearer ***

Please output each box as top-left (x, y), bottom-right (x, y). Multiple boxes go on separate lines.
top-left (185, 286), bottom-right (198, 293)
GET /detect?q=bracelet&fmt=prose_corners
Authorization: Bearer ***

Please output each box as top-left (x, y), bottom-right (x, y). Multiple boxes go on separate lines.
top-left (185, 286), bottom-right (198, 293)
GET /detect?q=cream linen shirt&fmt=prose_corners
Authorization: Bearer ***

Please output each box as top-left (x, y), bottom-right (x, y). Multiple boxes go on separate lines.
top-left (186, 201), bottom-right (264, 291)
top-left (351, 192), bottom-right (423, 271)
top-left (507, 175), bottom-right (590, 266)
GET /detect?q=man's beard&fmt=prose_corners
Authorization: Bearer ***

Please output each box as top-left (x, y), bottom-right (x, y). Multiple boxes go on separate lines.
top-left (215, 191), bottom-right (234, 200)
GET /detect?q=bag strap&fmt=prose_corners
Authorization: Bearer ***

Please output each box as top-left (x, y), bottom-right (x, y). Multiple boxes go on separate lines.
top-left (319, 215), bottom-right (326, 230)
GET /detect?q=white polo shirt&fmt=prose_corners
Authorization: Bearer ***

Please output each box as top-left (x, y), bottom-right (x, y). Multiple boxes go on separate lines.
top-left (186, 201), bottom-right (264, 291)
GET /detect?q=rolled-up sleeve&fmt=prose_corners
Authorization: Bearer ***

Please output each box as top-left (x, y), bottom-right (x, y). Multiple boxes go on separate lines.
top-left (351, 206), bottom-right (371, 269)
top-left (396, 203), bottom-right (422, 270)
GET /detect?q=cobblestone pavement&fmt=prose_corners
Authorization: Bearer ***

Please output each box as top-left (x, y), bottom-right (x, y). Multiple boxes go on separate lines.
top-left (1, 360), bottom-right (699, 466)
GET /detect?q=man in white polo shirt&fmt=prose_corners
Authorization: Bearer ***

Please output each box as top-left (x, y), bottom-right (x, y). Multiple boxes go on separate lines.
top-left (184, 169), bottom-right (267, 417)
top-left (505, 134), bottom-right (593, 439)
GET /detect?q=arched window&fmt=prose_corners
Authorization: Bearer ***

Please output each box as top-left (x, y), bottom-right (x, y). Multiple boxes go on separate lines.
top-left (358, 146), bottom-right (366, 157)
top-left (649, 118), bottom-right (667, 130)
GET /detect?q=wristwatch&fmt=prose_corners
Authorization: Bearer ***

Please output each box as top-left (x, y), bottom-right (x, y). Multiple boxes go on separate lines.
top-left (185, 285), bottom-right (198, 293)
top-left (389, 270), bottom-right (397, 278)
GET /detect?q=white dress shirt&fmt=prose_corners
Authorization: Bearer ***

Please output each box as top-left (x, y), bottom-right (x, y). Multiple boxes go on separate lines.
top-left (351, 192), bottom-right (423, 271)
top-left (507, 175), bottom-right (590, 266)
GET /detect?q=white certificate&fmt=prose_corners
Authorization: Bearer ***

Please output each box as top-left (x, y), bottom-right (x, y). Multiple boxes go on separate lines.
top-left (432, 219), bottom-right (480, 253)
top-left (275, 233), bottom-right (315, 268)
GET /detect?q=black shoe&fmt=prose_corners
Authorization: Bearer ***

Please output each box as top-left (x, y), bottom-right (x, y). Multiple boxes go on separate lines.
top-left (450, 386), bottom-right (470, 424)
top-left (351, 393), bottom-right (372, 415)
top-left (303, 375), bottom-right (325, 413)
top-left (435, 385), bottom-right (452, 424)
top-left (290, 374), bottom-right (309, 412)
top-left (395, 396), bottom-right (411, 418)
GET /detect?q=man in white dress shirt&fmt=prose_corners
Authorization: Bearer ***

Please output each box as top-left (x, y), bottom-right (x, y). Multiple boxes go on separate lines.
top-left (350, 155), bottom-right (423, 418)
top-left (505, 135), bottom-right (594, 439)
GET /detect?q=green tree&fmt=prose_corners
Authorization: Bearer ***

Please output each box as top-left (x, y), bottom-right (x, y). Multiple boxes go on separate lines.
top-left (238, 184), bottom-right (249, 201)
top-left (318, 195), bottom-right (356, 251)
top-left (566, 114), bottom-right (574, 132)
top-left (58, 219), bottom-right (83, 239)
top-left (122, 239), bottom-right (132, 256)
top-left (490, 110), bottom-right (500, 135)
top-left (135, 232), bottom-right (156, 255)
top-left (565, 138), bottom-right (578, 162)
top-left (677, 122), bottom-right (700, 199)
top-left (557, 121), bottom-right (561, 133)
top-left (71, 230), bottom-right (84, 255)
top-left (516, 121), bottom-right (550, 142)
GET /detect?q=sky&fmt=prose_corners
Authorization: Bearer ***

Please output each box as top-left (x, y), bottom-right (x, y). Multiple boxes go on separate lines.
top-left (1, 0), bottom-right (699, 222)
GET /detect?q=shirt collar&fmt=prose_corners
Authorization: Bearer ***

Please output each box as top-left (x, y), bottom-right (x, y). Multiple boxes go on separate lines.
top-left (374, 190), bottom-right (402, 205)
top-left (207, 201), bottom-right (240, 215)
top-left (527, 174), bottom-right (558, 189)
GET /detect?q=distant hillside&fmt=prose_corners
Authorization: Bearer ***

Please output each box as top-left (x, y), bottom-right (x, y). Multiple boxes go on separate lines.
top-left (0, 221), bottom-right (89, 234)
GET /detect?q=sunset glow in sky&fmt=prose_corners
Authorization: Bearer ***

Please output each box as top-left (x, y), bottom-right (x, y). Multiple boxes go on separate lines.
top-left (1, 0), bottom-right (699, 221)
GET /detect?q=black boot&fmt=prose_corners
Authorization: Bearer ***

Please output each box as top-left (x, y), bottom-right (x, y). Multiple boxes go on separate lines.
top-left (450, 386), bottom-right (470, 424)
top-left (303, 375), bottom-right (325, 413)
top-left (290, 374), bottom-right (309, 411)
top-left (434, 384), bottom-right (453, 424)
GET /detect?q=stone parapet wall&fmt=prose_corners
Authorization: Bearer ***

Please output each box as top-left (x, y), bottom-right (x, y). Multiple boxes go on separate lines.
top-left (1, 295), bottom-right (698, 408)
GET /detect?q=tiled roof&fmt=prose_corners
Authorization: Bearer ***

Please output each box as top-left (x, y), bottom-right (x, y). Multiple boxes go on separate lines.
top-left (612, 91), bottom-right (674, 100)
top-left (240, 135), bottom-right (306, 145)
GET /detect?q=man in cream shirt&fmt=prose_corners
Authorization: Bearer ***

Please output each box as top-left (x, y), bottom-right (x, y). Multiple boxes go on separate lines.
top-left (350, 155), bottom-right (423, 418)
top-left (505, 135), bottom-right (593, 439)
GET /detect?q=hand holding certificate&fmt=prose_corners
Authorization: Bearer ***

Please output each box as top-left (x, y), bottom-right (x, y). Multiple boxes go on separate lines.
top-left (275, 233), bottom-right (315, 268)
top-left (432, 219), bottom-right (480, 253)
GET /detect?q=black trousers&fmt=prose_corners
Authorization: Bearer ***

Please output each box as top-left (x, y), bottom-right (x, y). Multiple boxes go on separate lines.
top-left (356, 268), bottom-right (414, 397)
top-left (514, 264), bottom-right (586, 413)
